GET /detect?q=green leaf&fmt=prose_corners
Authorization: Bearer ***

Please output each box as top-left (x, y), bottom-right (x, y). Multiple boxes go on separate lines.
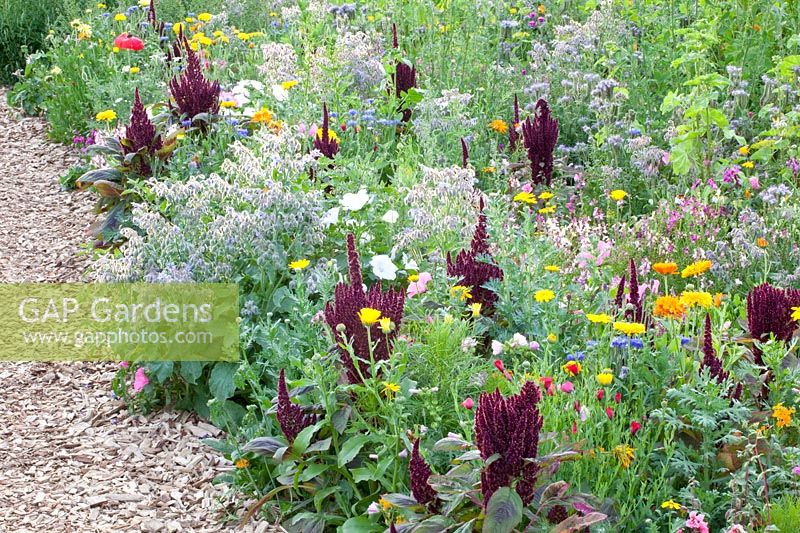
top-left (341, 516), bottom-right (381, 533)
top-left (299, 462), bottom-right (328, 482)
top-left (179, 361), bottom-right (205, 385)
top-left (146, 361), bottom-right (174, 383)
top-left (209, 362), bottom-right (239, 400)
top-left (338, 435), bottom-right (372, 467)
top-left (305, 437), bottom-right (332, 453)
top-left (292, 422), bottom-right (322, 455)
top-left (482, 487), bottom-right (523, 533)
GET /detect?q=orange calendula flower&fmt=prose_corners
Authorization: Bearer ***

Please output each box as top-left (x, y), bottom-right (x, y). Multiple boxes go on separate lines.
top-left (713, 293), bottom-right (724, 307)
top-left (772, 403), bottom-right (796, 428)
top-left (756, 237), bottom-right (768, 248)
top-left (234, 458), bottom-right (250, 469)
top-left (489, 119), bottom-right (509, 134)
top-left (653, 295), bottom-right (686, 319)
top-left (652, 262), bottom-right (678, 275)
top-left (681, 260), bottom-right (713, 278)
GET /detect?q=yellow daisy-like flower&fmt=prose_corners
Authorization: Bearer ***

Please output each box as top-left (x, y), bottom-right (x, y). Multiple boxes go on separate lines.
top-left (316, 127), bottom-right (339, 143)
top-left (544, 265), bottom-right (560, 272)
top-left (450, 285), bottom-right (473, 301)
top-left (282, 80), bottom-right (298, 90)
top-left (596, 370), bottom-right (613, 386)
top-left (234, 458), bottom-right (250, 469)
top-left (95, 109), bottom-right (117, 122)
top-left (652, 262), bottom-right (678, 275)
top-left (792, 307), bottom-right (800, 322)
top-left (220, 100), bottom-right (238, 108)
top-left (539, 205), bottom-right (556, 214)
top-left (288, 259), bottom-right (310, 271)
top-left (537, 4), bottom-right (546, 14)
top-left (538, 191), bottom-right (554, 200)
top-left (381, 381), bottom-right (400, 398)
top-left (681, 260), bottom-right (713, 278)
top-left (756, 237), bottom-right (768, 248)
top-left (378, 317), bottom-right (393, 334)
top-left (612, 445), bottom-right (635, 468)
top-left (547, 333), bottom-right (557, 342)
top-left (198, 12), bottom-right (213, 22)
top-left (470, 302), bottom-right (482, 317)
top-left (534, 289), bottom-right (555, 303)
top-left (613, 321), bottom-right (646, 336)
top-left (680, 291), bottom-right (713, 308)
top-left (661, 500), bottom-right (681, 510)
top-left (513, 191), bottom-right (537, 204)
top-left (114, 13), bottom-right (127, 21)
top-left (742, 161), bottom-right (755, 169)
top-left (482, 166), bottom-right (496, 173)
top-left (586, 313), bottom-right (612, 324)
top-left (129, 66), bottom-right (140, 74)
top-left (251, 107), bottom-right (273, 124)
top-left (610, 189), bottom-right (627, 201)
top-left (772, 403), bottom-right (796, 428)
top-left (739, 145), bottom-right (750, 156)
top-left (358, 307), bottom-right (382, 326)
top-left (653, 295), bottom-right (686, 319)
top-left (172, 22), bottom-right (185, 35)
top-left (489, 119), bottom-right (509, 134)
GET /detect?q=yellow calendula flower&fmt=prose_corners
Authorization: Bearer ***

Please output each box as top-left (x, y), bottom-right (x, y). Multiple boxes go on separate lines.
top-left (539, 205), bottom-right (556, 214)
top-left (792, 307), bottom-right (800, 322)
top-left (407, 273), bottom-right (419, 282)
top-left (612, 445), bottom-right (635, 468)
top-left (613, 321), bottom-right (646, 336)
top-left (610, 189), bottom-right (627, 201)
top-left (539, 191), bottom-right (554, 200)
top-left (596, 370), bottom-right (614, 386)
top-left (652, 262), bottom-right (678, 275)
top-left (282, 80), bottom-right (298, 90)
top-left (586, 313), bottom-right (612, 324)
top-left (129, 66), bottom-right (140, 74)
top-left (482, 166), bottom-right (496, 173)
top-left (544, 265), bottom-right (560, 272)
top-left (234, 458), bottom-right (250, 469)
top-left (547, 333), bottom-right (557, 342)
top-left (513, 191), bottom-right (537, 204)
top-left (378, 317), bottom-right (393, 334)
top-left (489, 119), bottom-right (508, 134)
top-left (756, 237), bottom-right (768, 248)
top-left (534, 289), bottom-right (555, 303)
top-left (470, 302), bottom-right (482, 317)
top-left (95, 109), bottom-right (117, 122)
top-left (378, 497), bottom-right (393, 510)
top-left (358, 307), bottom-right (382, 326)
top-left (251, 107), bottom-right (273, 124)
top-left (316, 127), bottom-right (339, 143)
top-left (738, 145), bottom-right (750, 156)
top-left (742, 161), bottom-right (755, 169)
top-left (198, 12), bottom-right (213, 22)
top-left (288, 259), bottom-right (310, 271)
top-left (172, 22), bottom-right (185, 35)
top-left (114, 13), bottom-right (127, 21)
top-left (661, 500), bottom-right (681, 511)
top-left (537, 4), bottom-right (546, 14)
top-left (381, 381), bottom-right (400, 398)
top-left (772, 403), bottom-right (796, 428)
top-left (450, 285), bottom-right (472, 301)
top-left (680, 291), bottom-right (713, 308)
top-left (237, 32), bottom-right (250, 40)
top-left (681, 260), bottom-right (713, 278)
top-left (220, 100), bottom-right (238, 108)
top-left (653, 295), bottom-right (686, 319)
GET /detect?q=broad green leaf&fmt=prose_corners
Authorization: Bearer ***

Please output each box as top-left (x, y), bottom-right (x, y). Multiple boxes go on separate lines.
top-left (209, 362), bottom-right (239, 400)
top-left (482, 487), bottom-right (523, 533)
top-left (338, 435), bottom-right (372, 467)
top-left (341, 516), bottom-right (381, 533)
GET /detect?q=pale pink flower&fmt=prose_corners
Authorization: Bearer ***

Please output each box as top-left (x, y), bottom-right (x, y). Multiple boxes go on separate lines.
top-left (407, 272), bottom-right (432, 297)
top-left (749, 175), bottom-right (760, 189)
top-left (133, 367), bottom-right (149, 392)
top-left (686, 511), bottom-right (709, 533)
top-left (724, 525), bottom-right (747, 533)
top-left (560, 381), bottom-right (574, 393)
top-left (491, 340), bottom-right (504, 355)
top-left (367, 502), bottom-right (381, 514)
top-left (528, 341), bottom-right (540, 351)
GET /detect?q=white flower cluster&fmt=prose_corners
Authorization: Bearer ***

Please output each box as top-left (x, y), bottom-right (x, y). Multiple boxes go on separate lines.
top-left (334, 31), bottom-right (386, 94)
top-left (257, 42), bottom-right (298, 84)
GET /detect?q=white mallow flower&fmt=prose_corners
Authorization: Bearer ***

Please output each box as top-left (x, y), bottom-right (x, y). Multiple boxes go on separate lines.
top-left (509, 333), bottom-right (528, 348)
top-left (321, 207), bottom-right (339, 226)
top-left (340, 188), bottom-right (370, 211)
top-left (370, 255), bottom-right (398, 280)
top-left (382, 209), bottom-right (399, 223)
top-left (271, 84), bottom-right (289, 102)
top-left (403, 255), bottom-right (418, 271)
top-left (491, 340), bottom-right (504, 355)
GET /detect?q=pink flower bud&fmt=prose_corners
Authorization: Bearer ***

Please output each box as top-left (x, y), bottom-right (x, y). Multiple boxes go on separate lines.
top-left (462, 397), bottom-right (474, 410)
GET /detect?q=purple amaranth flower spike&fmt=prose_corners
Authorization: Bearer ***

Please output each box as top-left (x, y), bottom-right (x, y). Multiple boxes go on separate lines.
top-left (625, 259), bottom-right (645, 323)
top-left (701, 314), bottom-right (743, 401)
top-left (521, 99), bottom-right (559, 186)
top-left (509, 94), bottom-right (520, 152)
top-left (276, 369), bottom-right (319, 442)
top-left (461, 138), bottom-right (469, 168)
top-left (409, 440), bottom-right (437, 508)
top-left (122, 88), bottom-right (163, 175)
top-left (324, 234), bottom-right (405, 384)
top-left (313, 102), bottom-right (340, 159)
top-left (475, 381), bottom-right (544, 506)
top-left (614, 275), bottom-right (626, 310)
top-left (168, 41), bottom-right (220, 123)
top-left (446, 199), bottom-right (503, 309)
top-left (391, 24), bottom-right (417, 122)
top-left (746, 283), bottom-right (800, 366)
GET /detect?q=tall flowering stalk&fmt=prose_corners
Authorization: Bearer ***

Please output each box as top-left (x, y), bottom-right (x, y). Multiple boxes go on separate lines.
top-left (475, 381), bottom-right (544, 505)
top-left (508, 94), bottom-right (521, 152)
top-left (168, 42), bottom-right (220, 123)
top-left (121, 88), bottom-right (163, 175)
top-left (391, 23), bottom-right (417, 122)
top-left (446, 199), bottom-right (504, 310)
top-left (701, 314), bottom-right (743, 400)
top-left (614, 274), bottom-right (626, 310)
top-left (324, 234), bottom-right (405, 384)
top-left (461, 138), bottom-right (469, 168)
top-left (746, 283), bottom-right (800, 366)
top-left (624, 259), bottom-right (646, 323)
top-left (313, 102), bottom-right (340, 159)
top-left (409, 440), bottom-right (437, 508)
top-left (521, 99), bottom-right (559, 186)
top-left (276, 369), bottom-right (319, 442)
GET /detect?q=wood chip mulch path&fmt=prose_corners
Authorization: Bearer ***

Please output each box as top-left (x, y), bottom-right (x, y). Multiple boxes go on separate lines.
top-left (0, 89), bottom-right (277, 532)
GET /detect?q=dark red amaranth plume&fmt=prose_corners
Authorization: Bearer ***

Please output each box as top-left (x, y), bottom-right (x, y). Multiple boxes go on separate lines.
top-left (446, 199), bottom-right (504, 310)
top-left (509, 94), bottom-right (521, 152)
top-left (547, 505), bottom-right (569, 525)
top-left (461, 138), bottom-right (469, 168)
top-left (276, 369), bottom-right (319, 442)
top-left (147, 0), bottom-right (165, 35)
top-left (521, 99), bottom-right (559, 186)
top-left (391, 23), bottom-right (417, 122)
top-left (313, 102), bottom-right (340, 159)
top-left (746, 283), bottom-right (800, 366)
top-left (324, 234), bottom-right (405, 384)
top-left (625, 259), bottom-right (645, 323)
top-left (122, 88), bottom-right (163, 175)
top-left (409, 440), bottom-right (437, 508)
top-left (701, 314), bottom-right (743, 401)
top-left (475, 381), bottom-right (544, 506)
top-left (168, 41), bottom-right (220, 122)
top-left (614, 275), bottom-right (626, 310)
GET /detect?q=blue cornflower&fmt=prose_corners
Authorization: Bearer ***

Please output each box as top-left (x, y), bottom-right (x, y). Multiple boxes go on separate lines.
top-left (680, 336), bottom-right (691, 346)
top-left (629, 127), bottom-right (641, 136)
top-left (628, 338), bottom-right (644, 349)
top-left (611, 336), bottom-right (629, 349)
top-left (329, 111), bottom-right (338, 118)
top-left (236, 128), bottom-right (249, 137)
top-left (586, 340), bottom-right (598, 349)
top-left (348, 109), bottom-right (358, 117)
top-left (181, 119), bottom-right (193, 128)
top-left (346, 120), bottom-right (357, 127)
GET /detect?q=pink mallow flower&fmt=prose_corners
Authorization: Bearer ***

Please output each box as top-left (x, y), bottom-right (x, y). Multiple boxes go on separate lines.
top-left (133, 367), bottom-right (149, 392)
top-left (749, 175), bottom-right (760, 189)
top-left (560, 381), bottom-right (574, 393)
top-left (407, 272), bottom-right (432, 297)
top-left (686, 511), bottom-right (709, 533)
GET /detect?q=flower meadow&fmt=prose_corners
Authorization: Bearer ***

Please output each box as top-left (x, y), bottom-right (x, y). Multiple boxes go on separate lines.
top-left (9, 0), bottom-right (800, 531)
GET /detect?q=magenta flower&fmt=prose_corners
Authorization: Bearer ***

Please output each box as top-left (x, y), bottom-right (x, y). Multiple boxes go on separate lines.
top-left (462, 397), bottom-right (474, 410)
top-left (792, 465), bottom-right (800, 476)
top-left (407, 272), bottom-right (432, 297)
top-left (313, 102), bottom-right (340, 159)
top-left (746, 283), bottom-right (800, 366)
top-left (685, 511), bottom-right (709, 533)
top-left (560, 381), bottom-right (574, 393)
top-left (133, 367), bottom-right (149, 392)
top-left (122, 88), bottom-right (164, 175)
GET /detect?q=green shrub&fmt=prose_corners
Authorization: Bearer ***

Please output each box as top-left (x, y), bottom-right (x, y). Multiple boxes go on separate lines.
top-left (771, 496), bottom-right (800, 532)
top-left (0, 0), bottom-right (56, 83)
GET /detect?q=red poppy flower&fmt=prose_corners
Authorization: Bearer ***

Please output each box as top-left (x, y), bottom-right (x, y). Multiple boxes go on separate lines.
top-left (614, 391), bottom-right (622, 404)
top-left (114, 33), bottom-right (144, 51)
top-left (596, 389), bottom-right (605, 401)
top-left (605, 407), bottom-right (614, 419)
top-left (630, 420), bottom-right (641, 435)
